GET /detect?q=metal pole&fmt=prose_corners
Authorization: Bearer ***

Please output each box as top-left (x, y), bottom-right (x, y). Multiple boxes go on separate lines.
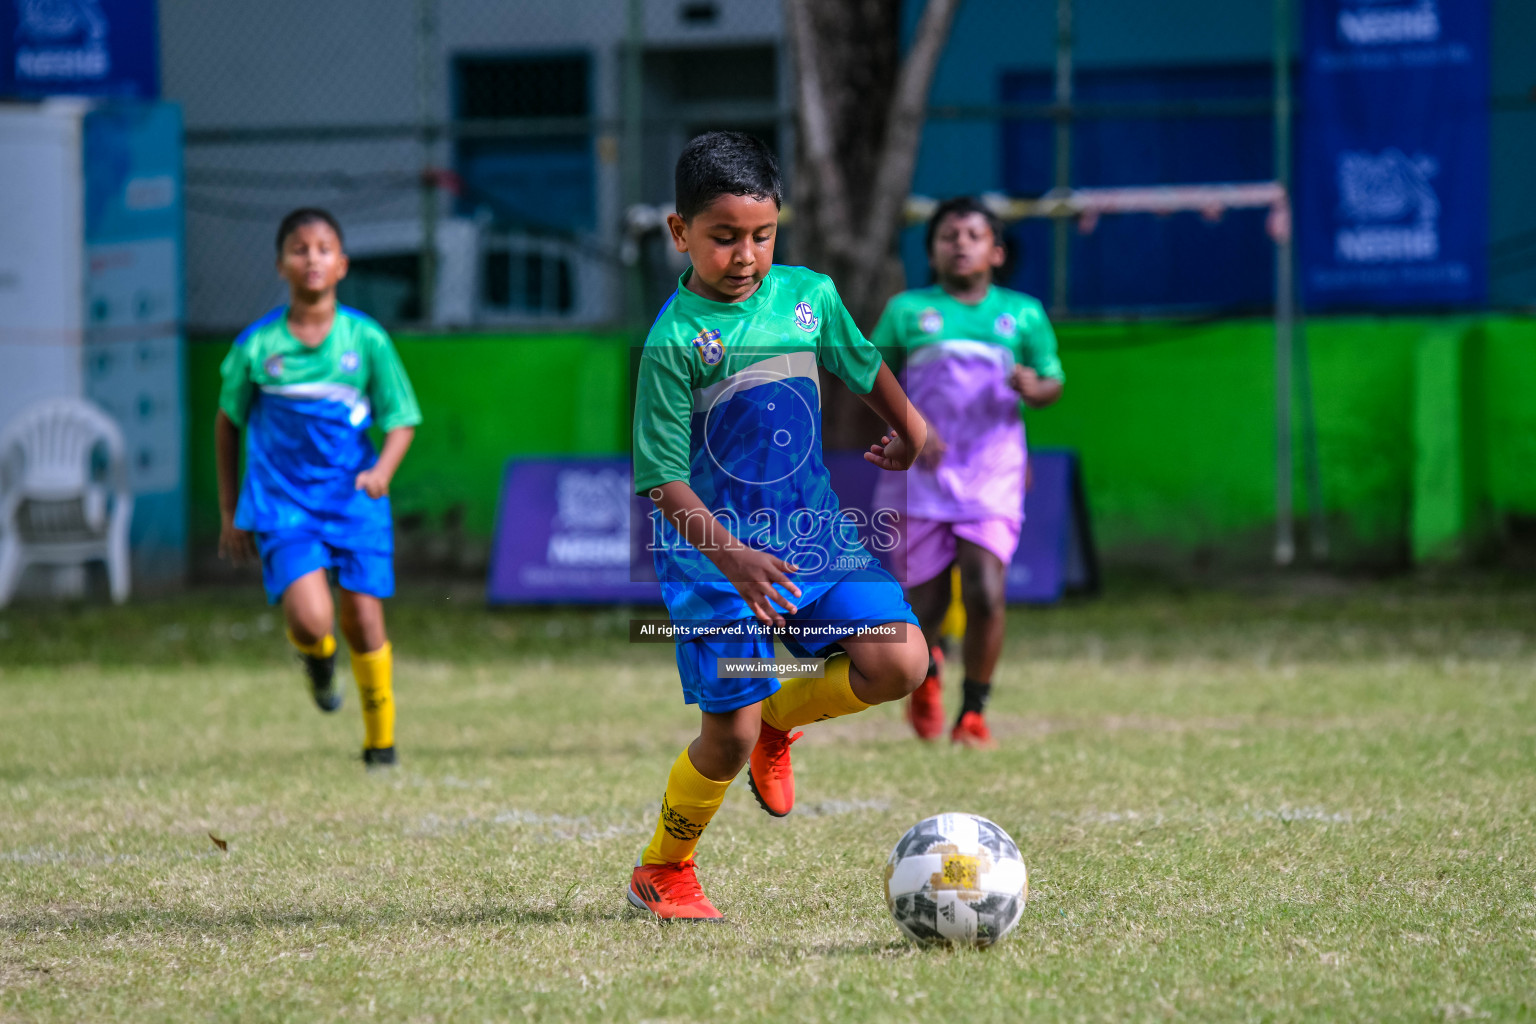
top-left (1051, 0), bottom-right (1073, 318)
top-left (1281, 0), bottom-right (1328, 562)
top-left (416, 0), bottom-right (438, 326)
top-left (1272, 0), bottom-right (1294, 565)
top-left (1297, 309), bottom-right (1329, 560)
top-left (1275, 225), bottom-right (1296, 567)
top-left (622, 0), bottom-right (645, 331)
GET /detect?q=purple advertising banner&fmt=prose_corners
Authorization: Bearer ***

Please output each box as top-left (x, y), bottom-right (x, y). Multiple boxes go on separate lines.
top-left (486, 451), bottom-right (1094, 606)
top-left (486, 457), bottom-right (658, 604)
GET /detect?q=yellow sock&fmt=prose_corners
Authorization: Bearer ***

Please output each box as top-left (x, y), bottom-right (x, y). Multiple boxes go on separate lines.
top-left (642, 748), bottom-right (732, 866)
top-left (760, 652), bottom-right (870, 732)
top-left (287, 630), bottom-right (336, 659)
top-left (942, 564), bottom-right (967, 642)
top-left (350, 642), bottom-right (395, 749)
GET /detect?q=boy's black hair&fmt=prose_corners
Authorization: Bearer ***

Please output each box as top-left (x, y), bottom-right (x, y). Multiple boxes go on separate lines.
top-left (924, 195), bottom-right (1006, 255)
top-left (925, 195), bottom-right (1015, 283)
top-left (675, 131), bottom-right (783, 222)
top-left (276, 207), bottom-right (344, 254)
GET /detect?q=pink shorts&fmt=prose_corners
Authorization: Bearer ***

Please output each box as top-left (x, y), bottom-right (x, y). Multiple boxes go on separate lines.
top-left (897, 516), bottom-right (1022, 587)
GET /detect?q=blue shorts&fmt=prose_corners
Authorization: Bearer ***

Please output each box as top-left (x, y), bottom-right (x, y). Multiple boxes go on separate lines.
top-left (257, 531), bottom-right (395, 604)
top-left (674, 568), bottom-right (919, 714)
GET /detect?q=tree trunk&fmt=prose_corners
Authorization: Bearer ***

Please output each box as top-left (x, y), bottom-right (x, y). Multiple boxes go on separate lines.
top-left (786, 0), bottom-right (962, 448)
top-left (790, 0), bottom-right (899, 319)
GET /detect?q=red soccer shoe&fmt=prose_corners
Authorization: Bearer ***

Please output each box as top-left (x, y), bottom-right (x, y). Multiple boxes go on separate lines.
top-left (906, 646), bottom-right (946, 741)
top-left (627, 859), bottom-right (723, 921)
top-left (951, 711), bottom-right (997, 749)
top-left (747, 722), bottom-right (803, 817)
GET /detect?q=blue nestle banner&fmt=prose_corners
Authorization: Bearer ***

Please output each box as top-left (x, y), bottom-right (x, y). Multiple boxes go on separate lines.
top-left (487, 453), bottom-right (1095, 607)
top-left (1299, 0), bottom-right (1489, 309)
top-left (2, 0), bottom-right (159, 99)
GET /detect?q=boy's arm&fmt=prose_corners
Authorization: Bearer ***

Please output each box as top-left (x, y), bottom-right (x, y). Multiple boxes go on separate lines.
top-left (858, 363), bottom-right (929, 471)
top-left (648, 480), bottom-right (802, 627)
top-left (360, 325), bottom-right (422, 498)
top-left (915, 406), bottom-right (947, 468)
top-left (356, 427), bottom-right (414, 498)
top-left (354, 325), bottom-right (421, 498)
top-left (1009, 367), bottom-right (1063, 409)
top-left (214, 410), bottom-right (257, 565)
top-left (1010, 301), bottom-right (1065, 408)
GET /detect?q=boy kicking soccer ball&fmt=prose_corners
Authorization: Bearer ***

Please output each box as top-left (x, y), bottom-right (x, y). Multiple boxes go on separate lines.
top-left (872, 196), bottom-right (1065, 749)
top-left (628, 131), bottom-right (930, 920)
top-left (215, 208), bottom-right (421, 768)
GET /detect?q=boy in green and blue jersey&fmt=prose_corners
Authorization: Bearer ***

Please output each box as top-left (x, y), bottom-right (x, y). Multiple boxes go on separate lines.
top-left (215, 208), bottom-right (420, 768)
top-left (627, 131), bottom-right (931, 920)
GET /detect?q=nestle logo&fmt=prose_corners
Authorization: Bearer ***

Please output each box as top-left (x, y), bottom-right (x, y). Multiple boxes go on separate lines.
top-left (1336, 225), bottom-right (1438, 263)
top-left (1333, 150), bottom-right (1440, 264)
top-left (16, 46), bottom-right (109, 79)
top-left (1338, 2), bottom-right (1440, 45)
top-left (554, 469), bottom-right (629, 531)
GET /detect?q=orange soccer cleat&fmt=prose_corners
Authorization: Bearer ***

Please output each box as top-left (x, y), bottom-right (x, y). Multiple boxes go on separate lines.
top-left (950, 710), bottom-right (997, 749)
top-left (747, 722), bottom-right (803, 817)
top-left (627, 859), bottom-right (723, 921)
top-left (906, 645), bottom-right (946, 741)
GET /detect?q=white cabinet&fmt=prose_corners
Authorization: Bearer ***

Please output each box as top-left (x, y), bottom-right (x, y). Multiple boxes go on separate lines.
top-left (0, 99), bottom-right (185, 588)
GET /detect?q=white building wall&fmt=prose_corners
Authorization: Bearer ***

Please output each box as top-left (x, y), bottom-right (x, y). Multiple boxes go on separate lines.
top-left (161, 0), bottom-right (784, 331)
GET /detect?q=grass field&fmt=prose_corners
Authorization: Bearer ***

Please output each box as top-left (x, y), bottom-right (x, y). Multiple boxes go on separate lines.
top-left (2, 578), bottom-right (1535, 1022)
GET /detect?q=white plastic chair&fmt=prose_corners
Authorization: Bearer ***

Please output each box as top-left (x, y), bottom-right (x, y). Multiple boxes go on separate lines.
top-left (0, 398), bottom-right (134, 606)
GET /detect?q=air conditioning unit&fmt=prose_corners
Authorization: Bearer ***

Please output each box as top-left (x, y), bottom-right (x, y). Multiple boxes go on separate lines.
top-left (478, 231), bottom-right (613, 325)
top-left (338, 218), bottom-right (615, 326)
top-left (339, 217), bottom-right (480, 328)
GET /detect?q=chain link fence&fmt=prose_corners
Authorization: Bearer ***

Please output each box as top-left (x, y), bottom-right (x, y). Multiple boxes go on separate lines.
top-left (164, 0), bottom-right (786, 335)
top-left (165, 0), bottom-right (1536, 335)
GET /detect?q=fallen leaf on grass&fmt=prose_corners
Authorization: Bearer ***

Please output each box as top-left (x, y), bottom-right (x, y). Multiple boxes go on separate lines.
top-left (209, 833), bottom-right (228, 852)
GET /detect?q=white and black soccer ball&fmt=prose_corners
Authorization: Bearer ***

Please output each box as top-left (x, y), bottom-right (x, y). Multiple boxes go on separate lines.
top-left (884, 812), bottom-right (1027, 948)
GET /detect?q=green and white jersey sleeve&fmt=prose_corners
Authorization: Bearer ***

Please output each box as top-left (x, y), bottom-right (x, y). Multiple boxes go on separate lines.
top-left (358, 317), bottom-right (423, 432)
top-left (1011, 293), bottom-right (1064, 382)
top-left (218, 333), bottom-right (258, 429)
top-left (632, 329), bottom-right (696, 494)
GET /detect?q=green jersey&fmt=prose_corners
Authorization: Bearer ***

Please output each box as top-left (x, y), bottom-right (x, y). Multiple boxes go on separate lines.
top-left (633, 265), bottom-right (885, 623)
top-left (219, 304), bottom-right (420, 537)
top-left (218, 304), bottom-right (420, 433)
top-left (871, 285), bottom-right (1062, 521)
top-left (872, 285), bottom-right (1063, 381)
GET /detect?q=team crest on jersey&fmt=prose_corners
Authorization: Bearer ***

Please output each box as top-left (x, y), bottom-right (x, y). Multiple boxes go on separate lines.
top-left (994, 313), bottom-right (1017, 337)
top-left (340, 350), bottom-right (360, 373)
top-left (263, 355), bottom-right (284, 378)
top-left (692, 328), bottom-right (724, 365)
top-left (919, 309), bottom-right (943, 334)
top-left (793, 301), bottom-right (819, 332)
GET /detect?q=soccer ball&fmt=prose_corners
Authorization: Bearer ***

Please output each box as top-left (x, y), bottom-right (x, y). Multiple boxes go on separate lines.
top-left (884, 813), bottom-right (1028, 947)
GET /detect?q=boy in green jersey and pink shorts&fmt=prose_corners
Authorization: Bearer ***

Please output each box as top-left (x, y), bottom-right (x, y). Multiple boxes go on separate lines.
top-left (871, 197), bottom-right (1065, 748)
